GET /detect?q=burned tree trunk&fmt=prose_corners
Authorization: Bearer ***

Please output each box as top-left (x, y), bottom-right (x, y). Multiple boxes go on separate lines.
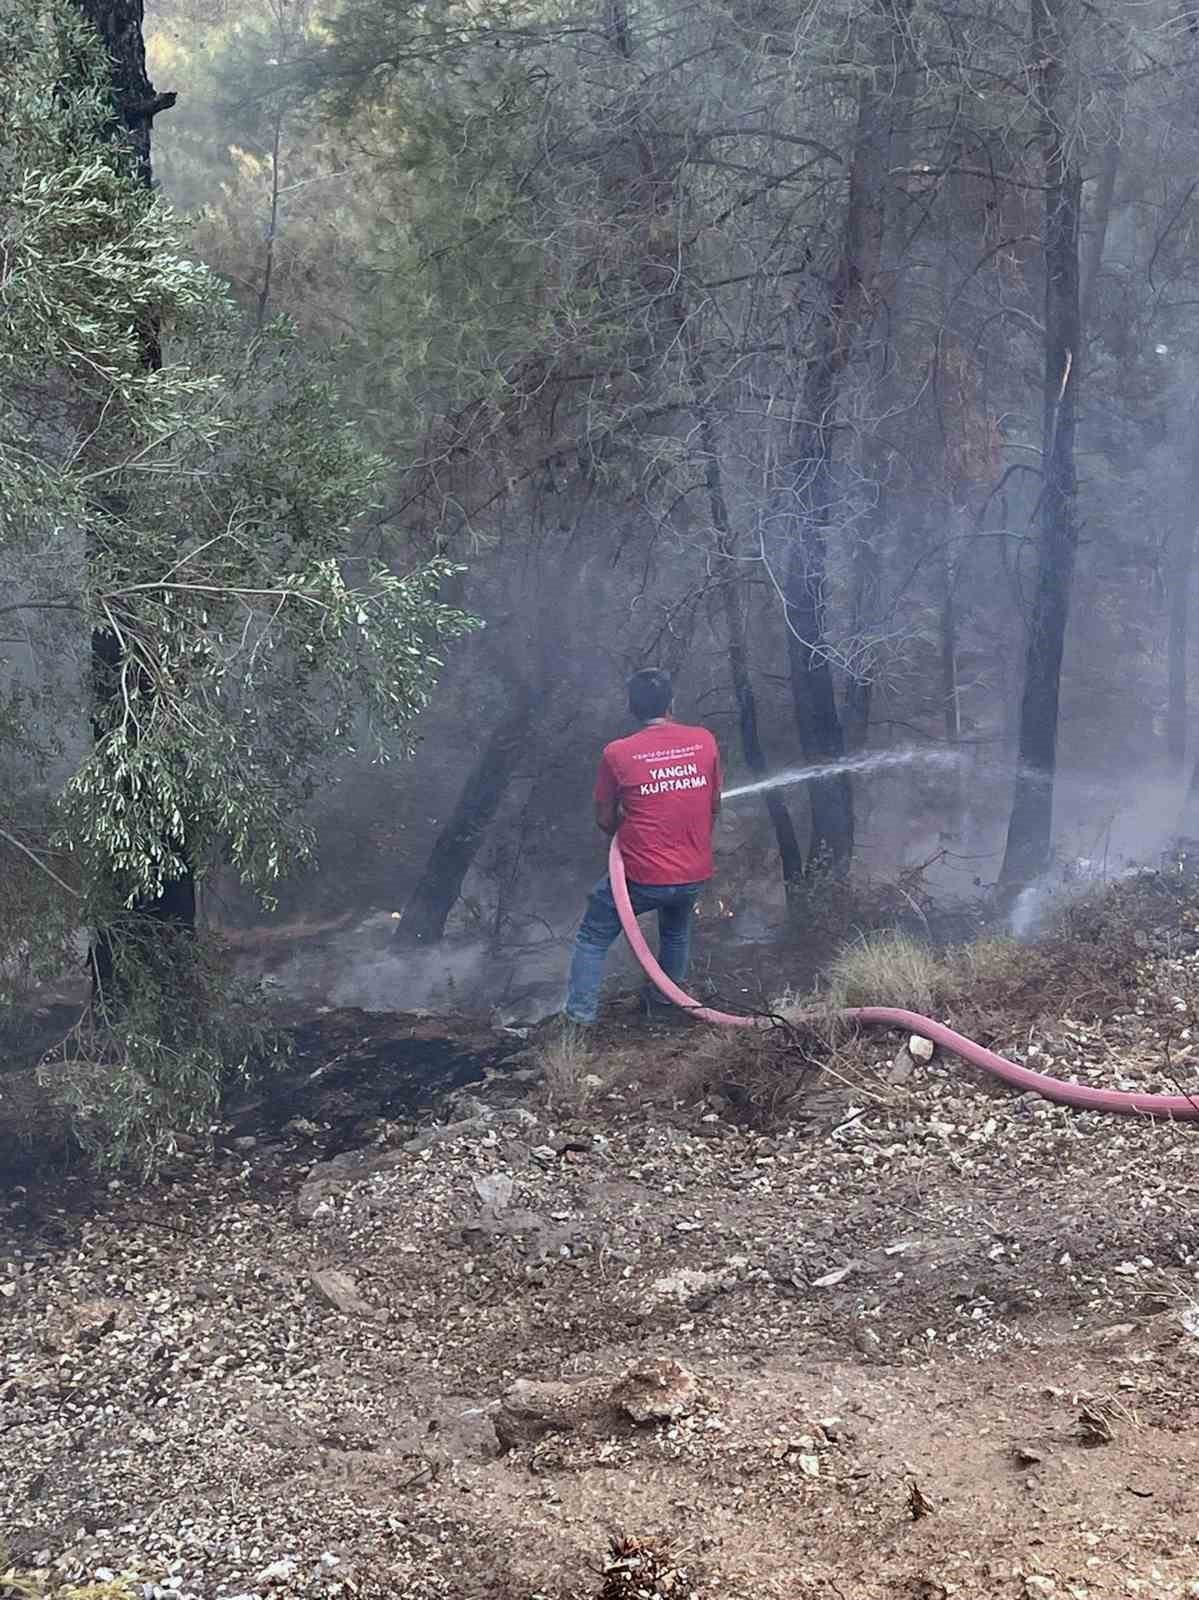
top-left (780, 0), bottom-right (911, 872)
top-left (999, 0), bottom-right (1082, 892)
top-left (1079, 138), bottom-right (1119, 336)
top-left (704, 426), bottom-right (805, 898)
top-left (71, 0), bottom-right (174, 185)
top-left (1167, 512), bottom-right (1195, 776)
top-left (1167, 423), bottom-right (1199, 773)
top-left (394, 683), bottom-right (537, 946)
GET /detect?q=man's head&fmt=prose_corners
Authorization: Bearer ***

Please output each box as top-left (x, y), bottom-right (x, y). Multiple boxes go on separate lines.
top-left (628, 668), bottom-right (673, 722)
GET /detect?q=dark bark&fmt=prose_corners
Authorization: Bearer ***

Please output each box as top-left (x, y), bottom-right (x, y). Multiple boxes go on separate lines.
top-left (999, 0), bottom-right (1082, 892)
top-left (256, 108), bottom-right (285, 334)
top-left (695, 385), bottom-right (804, 894)
top-left (1182, 749), bottom-right (1199, 838)
top-left (842, 14), bottom-right (917, 761)
top-left (780, 0), bottom-right (911, 872)
top-left (1079, 138), bottom-right (1119, 335)
top-left (940, 569), bottom-right (961, 746)
top-left (67, 0), bottom-right (191, 1002)
top-left (728, 598), bottom-right (807, 895)
top-left (394, 684), bottom-right (537, 946)
top-left (1167, 425), bottom-right (1199, 773)
top-left (1167, 514), bottom-right (1195, 776)
top-left (784, 553), bottom-right (854, 868)
top-left (72, 0), bottom-right (172, 183)
top-left (939, 550), bottom-right (966, 832)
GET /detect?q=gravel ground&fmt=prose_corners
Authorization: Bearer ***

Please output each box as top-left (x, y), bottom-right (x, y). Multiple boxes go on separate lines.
top-left (5, 933), bottom-right (1199, 1597)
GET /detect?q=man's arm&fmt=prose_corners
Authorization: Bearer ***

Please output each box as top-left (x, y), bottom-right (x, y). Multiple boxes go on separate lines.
top-left (595, 798), bottom-right (620, 836)
top-left (594, 750), bottom-right (620, 836)
top-left (711, 744), bottom-right (723, 819)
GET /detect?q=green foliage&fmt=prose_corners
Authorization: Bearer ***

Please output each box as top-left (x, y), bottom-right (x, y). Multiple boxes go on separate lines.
top-left (1, 0), bottom-right (476, 914)
top-left (43, 919), bottom-right (276, 1174)
top-left (0, 0), bottom-right (478, 1165)
top-left (58, 319), bottom-right (477, 909)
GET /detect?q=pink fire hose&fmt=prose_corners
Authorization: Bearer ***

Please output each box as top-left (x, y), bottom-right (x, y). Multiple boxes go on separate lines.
top-left (609, 837), bottom-right (1199, 1119)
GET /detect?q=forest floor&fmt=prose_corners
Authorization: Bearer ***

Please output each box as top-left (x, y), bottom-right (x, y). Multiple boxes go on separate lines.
top-left (6, 874), bottom-right (1199, 1599)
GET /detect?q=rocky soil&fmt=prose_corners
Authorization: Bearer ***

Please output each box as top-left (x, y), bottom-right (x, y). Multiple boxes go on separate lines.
top-left (6, 923), bottom-right (1199, 1598)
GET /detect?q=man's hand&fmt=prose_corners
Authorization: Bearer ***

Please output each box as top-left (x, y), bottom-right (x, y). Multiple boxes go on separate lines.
top-left (595, 798), bottom-right (620, 837)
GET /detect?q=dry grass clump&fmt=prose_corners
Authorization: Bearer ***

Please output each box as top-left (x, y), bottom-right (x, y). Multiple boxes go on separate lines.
top-left (536, 1027), bottom-right (610, 1113)
top-left (822, 932), bottom-right (941, 1014)
top-left (810, 870), bottom-right (1190, 1035)
top-left (819, 930), bottom-right (1035, 1019)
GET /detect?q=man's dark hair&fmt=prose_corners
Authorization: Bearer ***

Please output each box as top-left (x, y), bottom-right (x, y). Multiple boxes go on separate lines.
top-left (628, 668), bottom-right (673, 721)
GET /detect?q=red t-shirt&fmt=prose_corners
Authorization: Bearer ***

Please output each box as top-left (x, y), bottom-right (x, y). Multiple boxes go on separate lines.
top-left (594, 721), bottom-right (722, 885)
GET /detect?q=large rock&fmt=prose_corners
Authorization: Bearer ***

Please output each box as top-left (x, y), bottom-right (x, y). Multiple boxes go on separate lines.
top-left (309, 1267), bottom-right (382, 1322)
top-left (294, 1177), bottom-right (347, 1225)
top-left (472, 1173), bottom-right (514, 1213)
top-left (611, 1357), bottom-right (700, 1424)
top-left (494, 1358), bottom-right (703, 1449)
top-left (493, 1376), bottom-right (610, 1448)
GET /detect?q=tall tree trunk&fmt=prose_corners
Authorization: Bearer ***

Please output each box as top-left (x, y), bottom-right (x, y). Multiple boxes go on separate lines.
top-left (694, 381), bottom-right (804, 895)
top-left (1079, 138), bottom-right (1119, 335)
top-left (940, 564), bottom-right (961, 749)
top-left (395, 682), bottom-right (537, 946)
top-left (780, 0), bottom-right (911, 872)
top-left (999, 0), bottom-right (1082, 893)
top-left (1167, 520), bottom-right (1196, 775)
top-left (69, 0), bottom-right (189, 1004)
top-left (72, 0), bottom-right (174, 185)
top-left (256, 106), bottom-right (285, 334)
top-left (939, 546), bottom-right (967, 834)
top-left (842, 11), bottom-right (917, 761)
top-left (1167, 422), bottom-right (1199, 774)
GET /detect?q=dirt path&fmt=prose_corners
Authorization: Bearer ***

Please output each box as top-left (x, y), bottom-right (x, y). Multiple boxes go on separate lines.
top-left (4, 997), bottom-right (1199, 1600)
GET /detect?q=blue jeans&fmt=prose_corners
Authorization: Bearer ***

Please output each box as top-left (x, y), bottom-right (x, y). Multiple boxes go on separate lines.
top-left (565, 876), bottom-right (701, 1024)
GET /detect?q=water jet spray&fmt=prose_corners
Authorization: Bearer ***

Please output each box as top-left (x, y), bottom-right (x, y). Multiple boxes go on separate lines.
top-left (722, 747), bottom-right (969, 802)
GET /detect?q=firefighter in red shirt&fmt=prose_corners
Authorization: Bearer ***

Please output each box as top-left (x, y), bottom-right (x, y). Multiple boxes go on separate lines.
top-left (564, 669), bottom-right (722, 1026)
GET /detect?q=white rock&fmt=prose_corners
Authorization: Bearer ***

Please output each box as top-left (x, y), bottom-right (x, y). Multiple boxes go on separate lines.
top-left (887, 1049), bottom-right (915, 1084)
top-left (259, 1558), bottom-right (298, 1583)
top-left (907, 1034), bottom-right (935, 1063)
top-left (812, 1265), bottom-right (854, 1288)
top-left (472, 1174), bottom-right (514, 1212)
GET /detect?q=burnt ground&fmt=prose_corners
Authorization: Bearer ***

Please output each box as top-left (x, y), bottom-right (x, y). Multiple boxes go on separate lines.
top-left (6, 886), bottom-right (1199, 1599)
